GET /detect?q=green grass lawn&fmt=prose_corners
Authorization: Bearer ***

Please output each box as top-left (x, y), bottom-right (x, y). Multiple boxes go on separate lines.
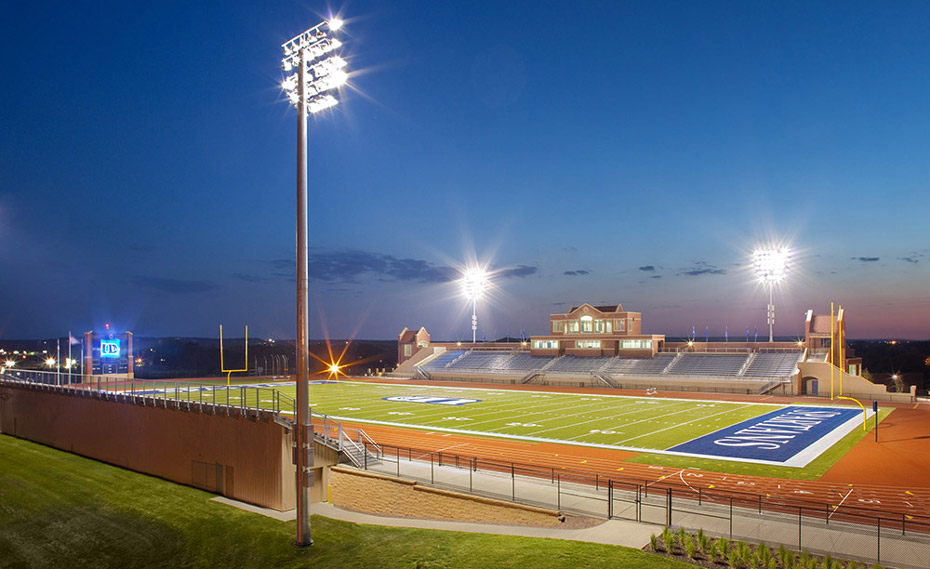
top-left (0, 434), bottom-right (692, 569)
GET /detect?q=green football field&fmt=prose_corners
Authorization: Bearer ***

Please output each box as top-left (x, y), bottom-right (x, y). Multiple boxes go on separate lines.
top-left (233, 380), bottom-right (785, 453)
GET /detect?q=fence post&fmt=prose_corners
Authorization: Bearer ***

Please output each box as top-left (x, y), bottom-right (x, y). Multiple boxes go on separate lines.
top-left (511, 463), bottom-right (515, 501)
top-left (728, 497), bottom-right (733, 539)
top-left (430, 453), bottom-right (434, 484)
top-left (557, 474), bottom-right (561, 510)
top-left (469, 462), bottom-right (473, 492)
top-left (667, 488), bottom-right (673, 528)
top-left (798, 507), bottom-right (802, 551)
top-left (698, 487), bottom-right (702, 506)
top-left (877, 517), bottom-right (881, 565)
top-left (608, 480), bottom-right (613, 519)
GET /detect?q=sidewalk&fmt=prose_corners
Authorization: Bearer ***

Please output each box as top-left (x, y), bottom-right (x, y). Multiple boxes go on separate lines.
top-left (212, 496), bottom-right (662, 549)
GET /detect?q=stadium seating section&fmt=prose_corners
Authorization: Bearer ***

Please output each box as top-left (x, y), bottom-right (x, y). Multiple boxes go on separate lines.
top-left (419, 349), bottom-right (803, 381)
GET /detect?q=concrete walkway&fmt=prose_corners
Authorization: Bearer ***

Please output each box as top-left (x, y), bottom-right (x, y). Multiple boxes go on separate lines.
top-left (212, 496), bottom-right (663, 549)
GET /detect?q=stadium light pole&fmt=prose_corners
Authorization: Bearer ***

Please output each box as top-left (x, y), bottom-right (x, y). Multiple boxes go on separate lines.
top-left (462, 268), bottom-right (487, 343)
top-left (280, 17), bottom-right (347, 548)
top-left (752, 247), bottom-right (790, 343)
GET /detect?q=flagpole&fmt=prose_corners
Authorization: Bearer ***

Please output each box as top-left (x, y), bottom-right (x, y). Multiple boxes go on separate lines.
top-left (68, 331), bottom-right (72, 385)
top-left (56, 339), bottom-right (61, 386)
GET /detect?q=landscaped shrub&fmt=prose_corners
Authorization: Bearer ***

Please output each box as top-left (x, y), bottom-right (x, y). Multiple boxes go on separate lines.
top-left (663, 528), bottom-right (676, 553)
top-left (685, 535), bottom-right (697, 560)
top-left (728, 549), bottom-right (741, 568)
top-left (649, 533), bottom-right (658, 552)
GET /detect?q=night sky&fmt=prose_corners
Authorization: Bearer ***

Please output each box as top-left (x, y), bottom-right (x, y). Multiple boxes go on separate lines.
top-left (2, 1), bottom-right (929, 341)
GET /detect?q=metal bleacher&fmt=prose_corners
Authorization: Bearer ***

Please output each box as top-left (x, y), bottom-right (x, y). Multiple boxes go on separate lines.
top-left (664, 353), bottom-right (748, 377)
top-left (415, 348), bottom-right (805, 388)
top-left (421, 350), bottom-right (464, 369)
top-left (545, 355), bottom-right (614, 373)
top-left (602, 353), bottom-right (676, 375)
top-left (497, 352), bottom-right (549, 371)
top-left (742, 352), bottom-right (802, 378)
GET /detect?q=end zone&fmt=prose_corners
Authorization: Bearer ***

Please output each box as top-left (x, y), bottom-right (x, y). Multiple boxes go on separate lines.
top-left (667, 406), bottom-right (871, 468)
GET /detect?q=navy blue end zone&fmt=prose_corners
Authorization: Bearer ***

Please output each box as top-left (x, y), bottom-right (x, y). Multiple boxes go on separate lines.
top-left (668, 406), bottom-right (864, 468)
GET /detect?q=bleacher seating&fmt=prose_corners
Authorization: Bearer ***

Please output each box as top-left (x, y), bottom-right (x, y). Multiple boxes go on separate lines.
top-left (665, 354), bottom-right (748, 377)
top-left (448, 351), bottom-right (514, 371)
top-left (416, 349), bottom-right (805, 383)
top-left (421, 350), bottom-right (464, 369)
top-left (743, 352), bottom-right (801, 378)
top-left (546, 356), bottom-right (613, 373)
top-left (602, 353), bottom-right (676, 375)
top-left (497, 352), bottom-right (549, 371)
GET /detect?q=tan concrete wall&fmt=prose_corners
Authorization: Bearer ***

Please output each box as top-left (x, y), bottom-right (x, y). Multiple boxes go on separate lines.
top-left (0, 382), bottom-right (296, 511)
top-left (330, 467), bottom-right (565, 527)
top-left (798, 362), bottom-right (914, 402)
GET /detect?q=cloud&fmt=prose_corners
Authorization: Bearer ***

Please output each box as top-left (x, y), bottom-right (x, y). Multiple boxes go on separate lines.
top-left (131, 276), bottom-right (220, 294)
top-left (495, 265), bottom-right (538, 278)
top-left (852, 257), bottom-right (880, 262)
top-left (898, 257), bottom-right (919, 264)
top-left (638, 266), bottom-right (656, 272)
top-left (311, 249), bottom-right (455, 283)
top-left (678, 261), bottom-right (726, 277)
top-left (651, 275), bottom-right (662, 279)
top-left (563, 269), bottom-right (591, 276)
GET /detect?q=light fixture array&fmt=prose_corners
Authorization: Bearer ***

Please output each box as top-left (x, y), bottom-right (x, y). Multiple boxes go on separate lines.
top-left (281, 20), bottom-right (347, 113)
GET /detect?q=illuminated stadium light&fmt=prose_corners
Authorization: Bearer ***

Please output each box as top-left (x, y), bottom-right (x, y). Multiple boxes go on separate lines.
top-left (753, 247), bottom-right (791, 343)
top-left (3, 360), bottom-right (14, 368)
top-left (45, 358), bottom-right (56, 368)
top-left (281, 21), bottom-right (348, 115)
top-left (462, 268), bottom-right (488, 344)
top-left (279, 16), bottom-right (348, 549)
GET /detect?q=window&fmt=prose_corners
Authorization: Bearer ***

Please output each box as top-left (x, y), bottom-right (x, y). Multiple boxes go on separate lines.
top-left (567, 321), bottom-right (580, 334)
top-left (404, 344), bottom-right (412, 356)
top-left (620, 340), bottom-right (653, 350)
top-left (533, 339), bottom-right (559, 349)
top-left (614, 319), bottom-right (625, 332)
top-left (594, 319), bottom-right (605, 333)
top-left (580, 315), bottom-right (593, 332)
top-left (606, 321), bottom-right (612, 333)
top-left (552, 320), bottom-right (563, 333)
top-left (576, 340), bottom-right (601, 349)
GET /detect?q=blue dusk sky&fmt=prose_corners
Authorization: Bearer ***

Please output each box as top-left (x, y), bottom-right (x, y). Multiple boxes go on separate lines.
top-left (2, 1), bottom-right (929, 341)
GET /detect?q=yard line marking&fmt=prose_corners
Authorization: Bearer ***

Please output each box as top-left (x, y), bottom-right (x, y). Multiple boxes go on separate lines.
top-left (829, 487), bottom-right (855, 520)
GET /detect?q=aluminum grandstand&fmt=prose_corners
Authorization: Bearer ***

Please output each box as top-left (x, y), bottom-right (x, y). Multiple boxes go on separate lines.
top-left (393, 303), bottom-right (914, 401)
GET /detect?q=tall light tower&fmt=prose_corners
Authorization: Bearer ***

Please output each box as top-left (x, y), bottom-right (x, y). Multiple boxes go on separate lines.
top-left (462, 268), bottom-right (487, 343)
top-left (753, 247), bottom-right (790, 343)
top-left (280, 17), bottom-right (347, 548)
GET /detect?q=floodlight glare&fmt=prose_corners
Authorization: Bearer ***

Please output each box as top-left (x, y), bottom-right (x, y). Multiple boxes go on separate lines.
top-left (752, 247), bottom-right (791, 343)
top-left (753, 248), bottom-right (790, 284)
top-left (462, 268), bottom-right (488, 343)
top-left (328, 18), bottom-right (343, 31)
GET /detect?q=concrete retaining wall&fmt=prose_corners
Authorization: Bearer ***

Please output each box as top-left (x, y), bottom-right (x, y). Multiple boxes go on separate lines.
top-left (0, 381), bottom-right (297, 511)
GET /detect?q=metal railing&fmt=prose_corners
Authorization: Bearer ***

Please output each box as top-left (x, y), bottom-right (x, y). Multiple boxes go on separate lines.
top-left (357, 441), bottom-right (930, 569)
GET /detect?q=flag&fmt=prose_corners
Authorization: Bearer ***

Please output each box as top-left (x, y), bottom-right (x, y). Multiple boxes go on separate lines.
top-left (69, 333), bottom-right (81, 345)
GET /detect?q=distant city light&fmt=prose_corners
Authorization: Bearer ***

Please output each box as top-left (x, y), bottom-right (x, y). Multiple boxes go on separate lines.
top-left (45, 358), bottom-right (56, 367)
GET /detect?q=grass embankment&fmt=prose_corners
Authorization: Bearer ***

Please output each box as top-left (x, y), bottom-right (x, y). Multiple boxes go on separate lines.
top-left (0, 434), bottom-right (690, 569)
